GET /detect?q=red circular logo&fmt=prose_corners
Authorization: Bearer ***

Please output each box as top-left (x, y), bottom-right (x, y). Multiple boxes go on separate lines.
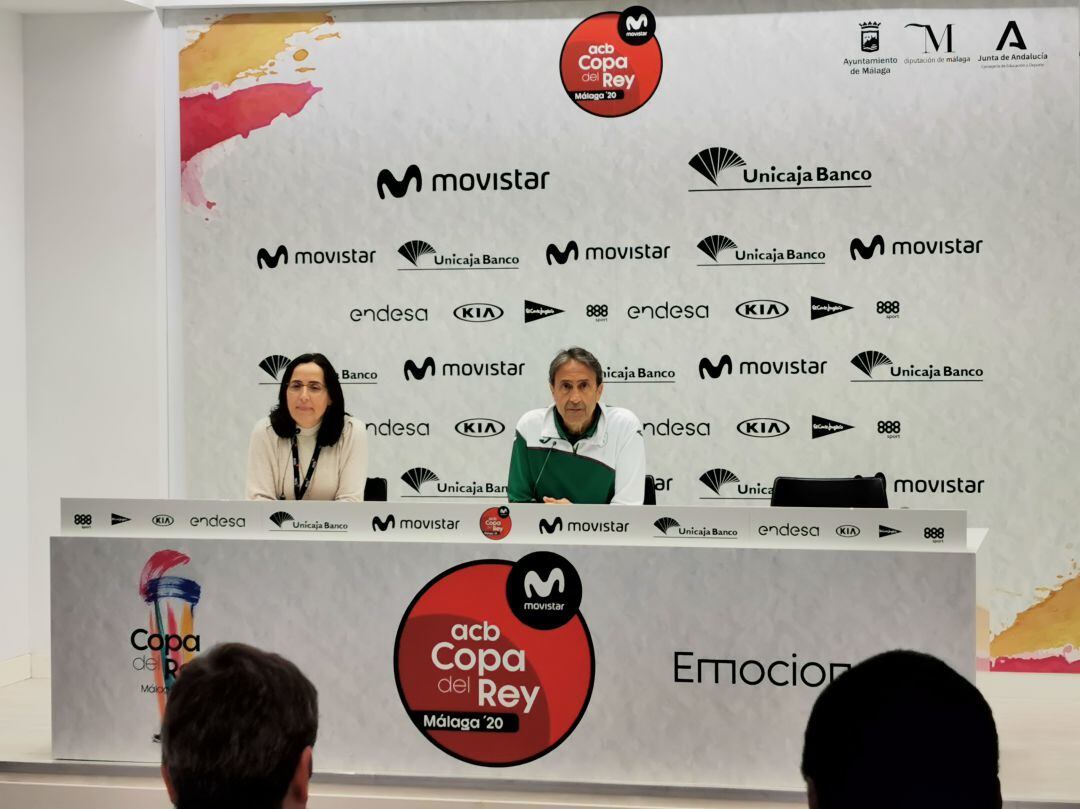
top-left (560, 8), bottom-right (663, 118)
top-left (394, 558), bottom-right (593, 766)
top-left (479, 506), bottom-right (512, 541)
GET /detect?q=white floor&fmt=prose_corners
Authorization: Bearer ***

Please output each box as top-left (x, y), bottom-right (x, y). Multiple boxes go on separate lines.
top-left (1, 673), bottom-right (1078, 808)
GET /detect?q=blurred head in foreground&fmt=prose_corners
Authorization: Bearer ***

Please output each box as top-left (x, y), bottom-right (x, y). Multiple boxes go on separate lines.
top-left (160, 642), bottom-right (318, 809)
top-left (802, 649), bottom-right (1001, 809)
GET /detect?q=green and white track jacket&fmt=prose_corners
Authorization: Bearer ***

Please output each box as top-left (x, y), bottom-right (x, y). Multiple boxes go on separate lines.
top-left (507, 404), bottom-right (646, 505)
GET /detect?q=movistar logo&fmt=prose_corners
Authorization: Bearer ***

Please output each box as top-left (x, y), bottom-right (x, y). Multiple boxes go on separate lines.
top-left (256, 245), bottom-right (288, 269)
top-left (546, 241), bottom-right (579, 265)
top-left (376, 164), bottom-right (422, 199)
top-left (538, 517), bottom-right (563, 534)
top-left (403, 357), bottom-right (436, 380)
top-left (699, 355), bottom-right (733, 379)
top-left (372, 515), bottom-right (395, 532)
top-left (850, 235), bottom-right (885, 260)
top-left (523, 568), bottom-right (565, 598)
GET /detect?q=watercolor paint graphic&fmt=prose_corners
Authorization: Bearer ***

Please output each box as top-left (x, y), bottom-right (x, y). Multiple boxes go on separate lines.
top-left (179, 11), bottom-right (336, 210)
top-left (139, 550), bottom-right (202, 717)
top-left (990, 569), bottom-right (1080, 674)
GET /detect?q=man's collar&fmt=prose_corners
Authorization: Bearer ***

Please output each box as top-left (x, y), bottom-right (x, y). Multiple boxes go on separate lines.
top-left (545, 405), bottom-right (605, 445)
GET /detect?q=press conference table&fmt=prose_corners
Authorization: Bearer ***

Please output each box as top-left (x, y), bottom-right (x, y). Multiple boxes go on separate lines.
top-left (48, 497), bottom-right (983, 794)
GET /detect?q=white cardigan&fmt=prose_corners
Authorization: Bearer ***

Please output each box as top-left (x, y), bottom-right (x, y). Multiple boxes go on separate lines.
top-left (245, 415), bottom-right (368, 501)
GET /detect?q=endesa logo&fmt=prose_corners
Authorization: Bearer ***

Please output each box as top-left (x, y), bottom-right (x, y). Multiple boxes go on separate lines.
top-left (627, 301), bottom-right (709, 320)
top-left (134, 550), bottom-right (201, 707)
top-left (377, 164), bottom-right (550, 199)
top-left (189, 514), bottom-right (246, 528)
top-left (758, 523), bottom-right (820, 537)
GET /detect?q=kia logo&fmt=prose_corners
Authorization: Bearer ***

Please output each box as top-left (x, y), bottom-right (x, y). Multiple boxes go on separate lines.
top-left (737, 418), bottom-right (790, 437)
top-left (736, 300), bottom-right (788, 320)
top-left (836, 524), bottom-right (861, 537)
top-left (455, 418), bottom-right (506, 437)
top-left (453, 303), bottom-right (504, 323)
top-left (152, 514), bottom-right (174, 527)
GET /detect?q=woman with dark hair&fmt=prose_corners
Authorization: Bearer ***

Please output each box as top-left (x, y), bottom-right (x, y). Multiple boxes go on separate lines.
top-left (245, 353), bottom-right (368, 501)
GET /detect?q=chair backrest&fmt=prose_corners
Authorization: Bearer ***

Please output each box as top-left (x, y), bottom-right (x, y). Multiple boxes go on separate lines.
top-left (770, 475), bottom-right (887, 508)
top-left (644, 474), bottom-right (656, 506)
top-left (364, 477), bottom-right (388, 502)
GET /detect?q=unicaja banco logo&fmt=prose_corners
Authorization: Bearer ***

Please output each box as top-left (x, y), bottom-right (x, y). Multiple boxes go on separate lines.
top-left (401, 467), bottom-right (439, 494)
top-left (398, 240), bottom-right (435, 267)
top-left (699, 468), bottom-right (739, 495)
top-left (698, 355), bottom-right (733, 379)
top-left (696, 234), bottom-right (737, 263)
top-left (653, 516), bottom-right (680, 535)
top-left (256, 245), bottom-right (288, 269)
top-left (269, 511), bottom-right (293, 528)
top-left (851, 350), bottom-right (893, 378)
top-left (135, 550), bottom-right (201, 712)
top-left (259, 354), bottom-right (291, 381)
top-left (688, 147), bottom-right (747, 186)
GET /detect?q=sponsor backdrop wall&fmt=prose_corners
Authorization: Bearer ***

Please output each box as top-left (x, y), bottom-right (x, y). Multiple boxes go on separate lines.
top-left (170, 2), bottom-right (1080, 672)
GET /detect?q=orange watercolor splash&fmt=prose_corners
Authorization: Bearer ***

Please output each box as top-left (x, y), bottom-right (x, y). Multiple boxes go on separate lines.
top-left (179, 11), bottom-right (333, 92)
top-left (178, 11), bottom-right (337, 211)
top-left (990, 573), bottom-right (1080, 669)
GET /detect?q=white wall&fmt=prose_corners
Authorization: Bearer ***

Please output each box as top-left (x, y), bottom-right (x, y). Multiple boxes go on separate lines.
top-left (24, 10), bottom-right (165, 662)
top-left (0, 9), bottom-right (28, 670)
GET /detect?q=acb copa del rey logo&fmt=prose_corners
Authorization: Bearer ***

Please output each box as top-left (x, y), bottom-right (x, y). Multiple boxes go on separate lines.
top-left (560, 6), bottom-right (662, 117)
top-left (132, 550), bottom-right (202, 718)
top-left (394, 552), bottom-right (593, 766)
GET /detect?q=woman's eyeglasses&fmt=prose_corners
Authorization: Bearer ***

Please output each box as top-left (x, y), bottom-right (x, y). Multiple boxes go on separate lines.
top-left (287, 381), bottom-right (326, 394)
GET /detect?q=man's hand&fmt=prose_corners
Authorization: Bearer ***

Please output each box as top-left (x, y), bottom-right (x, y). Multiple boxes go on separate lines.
top-left (542, 497), bottom-right (571, 505)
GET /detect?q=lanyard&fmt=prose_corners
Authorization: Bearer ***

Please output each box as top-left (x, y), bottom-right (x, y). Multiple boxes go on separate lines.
top-left (291, 434), bottom-right (323, 501)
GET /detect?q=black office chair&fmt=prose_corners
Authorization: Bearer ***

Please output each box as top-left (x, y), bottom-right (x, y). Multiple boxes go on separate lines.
top-left (364, 477), bottom-right (388, 502)
top-left (644, 474), bottom-right (657, 505)
top-left (769, 474), bottom-right (887, 508)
